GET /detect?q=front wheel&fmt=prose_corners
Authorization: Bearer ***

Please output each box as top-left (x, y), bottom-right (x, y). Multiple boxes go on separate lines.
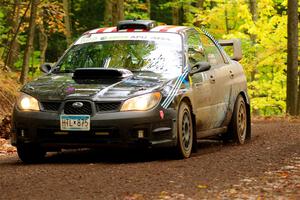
top-left (17, 143), bottom-right (46, 163)
top-left (176, 102), bottom-right (194, 158)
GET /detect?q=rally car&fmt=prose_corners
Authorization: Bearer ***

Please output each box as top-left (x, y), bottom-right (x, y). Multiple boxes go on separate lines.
top-left (11, 20), bottom-right (251, 163)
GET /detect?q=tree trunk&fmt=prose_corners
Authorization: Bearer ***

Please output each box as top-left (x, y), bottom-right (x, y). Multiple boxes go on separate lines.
top-left (63, 0), bottom-right (72, 46)
top-left (248, 0), bottom-right (258, 82)
top-left (4, 1), bottom-right (30, 69)
top-left (182, 1), bottom-right (190, 25)
top-left (112, 1), bottom-right (118, 26)
top-left (146, 0), bottom-right (151, 18)
top-left (172, 1), bottom-right (179, 25)
top-left (104, 0), bottom-right (112, 26)
top-left (286, 0), bottom-right (299, 115)
top-left (249, 0), bottom-right (257, 21)
top-left (172, 2), bottom-right (185, 25)
top-left (248, 0), bottom-right (257, 42)
top-left (179, 2), bottom-right (185, 25)
top-left (117, 0), bottom-right (124, 22)
top-left (224, 5), bottom-right (229, 34)
top-left (5, 0), bottom-right (20, 69)
top-left (196, 0), bottom-right (205, 9)
top-left (20, 0), bottom-right (39, 84)
top-left (38, 24), bottom-right (48, 65)
top-left (111, 0), bottom-right (124, 26)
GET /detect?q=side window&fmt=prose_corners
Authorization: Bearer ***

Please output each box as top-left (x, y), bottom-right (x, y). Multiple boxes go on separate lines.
top-left (187, 31), bottom-right (206, 67)
top-left (200, 34), bottom-right (225, 66)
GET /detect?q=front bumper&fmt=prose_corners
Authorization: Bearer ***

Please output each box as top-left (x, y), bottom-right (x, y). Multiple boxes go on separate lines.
top-left (11, 106), bottom-right (177, 149)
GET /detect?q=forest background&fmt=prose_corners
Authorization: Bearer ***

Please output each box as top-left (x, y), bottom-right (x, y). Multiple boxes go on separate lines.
top-left (0, 0), bottom-right (299, 117)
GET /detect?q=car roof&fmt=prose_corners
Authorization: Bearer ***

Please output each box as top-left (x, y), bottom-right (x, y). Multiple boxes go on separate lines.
top-left (83, 25), bottom-right (190, 35)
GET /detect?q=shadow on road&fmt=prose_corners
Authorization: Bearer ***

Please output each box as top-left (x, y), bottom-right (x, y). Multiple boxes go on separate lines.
top-left (42, 139), bottom-right (232, 164)
top-left (0, 138), bottom-right (244, 165)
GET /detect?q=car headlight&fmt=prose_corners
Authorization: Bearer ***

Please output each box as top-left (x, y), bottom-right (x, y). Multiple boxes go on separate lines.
top-left (120, 92), bottom-right (161, 111)
top-left (17, 93), bottom-right (40, 111)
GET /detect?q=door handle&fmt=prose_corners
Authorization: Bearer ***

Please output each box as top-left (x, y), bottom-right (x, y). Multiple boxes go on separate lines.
top-left (229, 70), bottom-right (234, 79)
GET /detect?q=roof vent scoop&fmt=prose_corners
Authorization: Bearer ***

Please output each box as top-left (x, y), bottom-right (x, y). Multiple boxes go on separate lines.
top-left (117, 20), bottom-right (157, 31)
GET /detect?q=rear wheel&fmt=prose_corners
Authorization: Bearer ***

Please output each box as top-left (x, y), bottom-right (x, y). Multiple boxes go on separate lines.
top-left (17, 143), bottom-right (46, 163)
top-left (226, 95), bottom-right (248, 144)
top-left (176, 102), bottom-right (193, 158)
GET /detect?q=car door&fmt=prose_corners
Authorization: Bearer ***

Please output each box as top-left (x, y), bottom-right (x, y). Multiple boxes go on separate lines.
top-left (200, 33), bottom-right (232, 128)
top-left (186, 30), bottom-right (218, 131)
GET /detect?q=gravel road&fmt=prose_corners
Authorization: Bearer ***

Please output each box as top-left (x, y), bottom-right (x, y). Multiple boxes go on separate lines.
top-left (0, 119), bottom-right (299, 200)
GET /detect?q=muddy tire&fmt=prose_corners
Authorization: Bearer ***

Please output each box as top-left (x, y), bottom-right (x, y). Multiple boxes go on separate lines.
top-left (17, 143), bottom-right (45, 163)
top-left (176, 102), bottom-right (194, 158)
top-left (226, 95), bottom-right (248, 144)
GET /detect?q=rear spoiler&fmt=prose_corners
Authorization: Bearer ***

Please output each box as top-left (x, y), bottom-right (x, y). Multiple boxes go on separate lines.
top-left (218, 39), bottom-right (242, 61)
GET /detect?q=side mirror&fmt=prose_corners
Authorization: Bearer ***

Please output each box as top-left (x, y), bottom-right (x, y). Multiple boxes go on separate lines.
top-left (190, 61), bottom-right (211, 75)
top-left (40, 63), bottom-right (52, 73)
top-left (218, 39), bottom-right (242, 61)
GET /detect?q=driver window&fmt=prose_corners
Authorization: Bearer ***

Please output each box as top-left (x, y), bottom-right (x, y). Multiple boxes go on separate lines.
top-left (187, 31), bottom-right (207, 67)
top-left (200, 34), bottom-right (225, 67)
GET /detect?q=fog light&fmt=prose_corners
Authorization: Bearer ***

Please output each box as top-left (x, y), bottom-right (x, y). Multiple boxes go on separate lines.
top-left (138, 130), bottom-right (144, 138)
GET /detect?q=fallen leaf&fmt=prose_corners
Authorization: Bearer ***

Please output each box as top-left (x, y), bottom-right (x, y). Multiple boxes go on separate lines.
top-left (197, 184), bottom-right (208, 189)
top-left (278, 171), bottom-right (289, 178)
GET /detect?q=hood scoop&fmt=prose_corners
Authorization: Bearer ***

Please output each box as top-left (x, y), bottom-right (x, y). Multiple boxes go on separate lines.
top-left (72, 68), bottom-right (133, 83)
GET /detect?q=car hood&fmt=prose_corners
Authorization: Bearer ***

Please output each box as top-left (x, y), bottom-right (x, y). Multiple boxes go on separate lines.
top-left (21, 73), bottom-right (168, 101)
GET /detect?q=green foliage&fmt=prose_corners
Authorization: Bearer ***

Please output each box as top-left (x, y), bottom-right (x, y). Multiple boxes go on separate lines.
top-left (150, 0), bottom-right (173, 24)
top-left (159, 0), bottom-right (199, 25)
top-left (194, 0), bottom-right (291, 115)
top-left (125, 0), bottom-right (150, 20)
top-left (45, 33), bottom-right (68, 61)
top-left (0, 9), bottom-right (9, 58)
top-left (15, 50), bottom-right (41, 73)
top-left (71, 0), bottom-right (105, 35)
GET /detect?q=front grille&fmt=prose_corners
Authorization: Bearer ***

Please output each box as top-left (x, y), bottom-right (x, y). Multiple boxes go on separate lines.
top-left (41, 102), bottom-right (61, 111)
top-left (63, 101), bottom-right (92, 115)
top-left (96, 102), bottom-right (121, 112)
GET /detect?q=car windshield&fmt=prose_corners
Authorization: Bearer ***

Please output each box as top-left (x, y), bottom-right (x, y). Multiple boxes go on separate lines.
top-left (56, 32), bottom-right (183, 79)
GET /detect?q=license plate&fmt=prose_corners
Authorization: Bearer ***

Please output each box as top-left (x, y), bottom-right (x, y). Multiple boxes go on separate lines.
top-left (60, 115), bottom-right (90, 131)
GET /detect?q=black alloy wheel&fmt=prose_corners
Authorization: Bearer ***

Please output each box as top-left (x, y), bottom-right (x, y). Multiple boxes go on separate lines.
top-left (229, 95), bottom-right (248, 144)
top-left (176, 102), bottom-right (193, 158)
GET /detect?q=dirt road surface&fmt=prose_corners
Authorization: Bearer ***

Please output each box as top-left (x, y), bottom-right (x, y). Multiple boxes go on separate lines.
top-left (0, 119), bottom-right (299, 200)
